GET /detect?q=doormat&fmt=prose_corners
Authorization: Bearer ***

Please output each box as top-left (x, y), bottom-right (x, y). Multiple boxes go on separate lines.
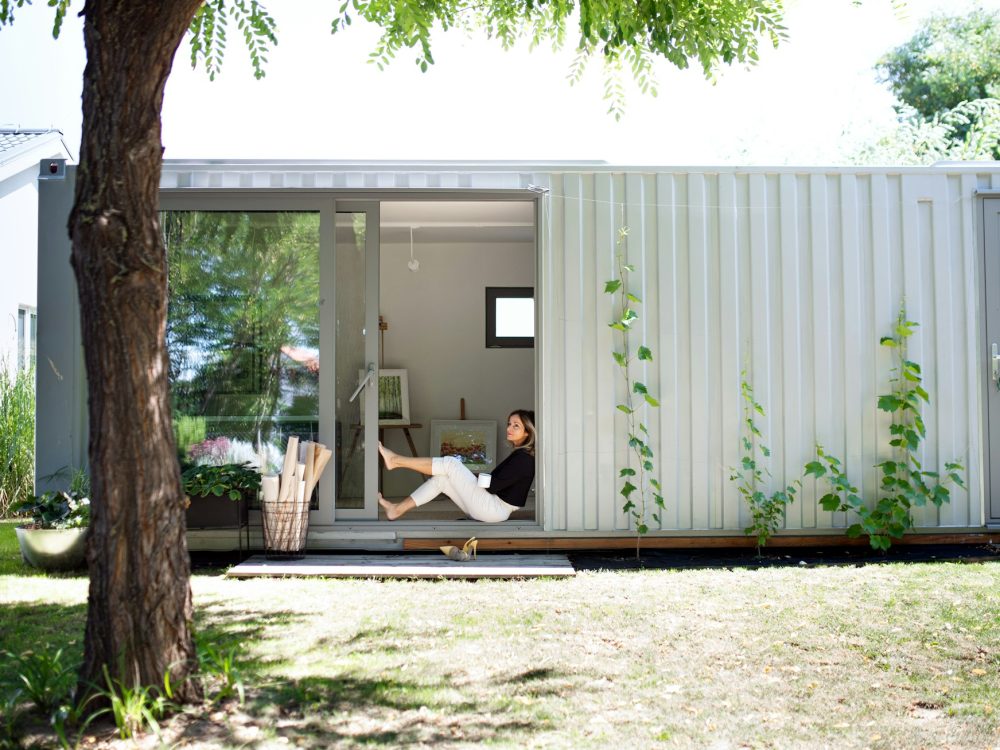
top-left (226, 553), bottom-right (575, 579)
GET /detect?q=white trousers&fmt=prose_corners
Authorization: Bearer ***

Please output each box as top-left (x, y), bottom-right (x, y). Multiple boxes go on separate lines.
top-left (409, 456), bottom-right (517, 523)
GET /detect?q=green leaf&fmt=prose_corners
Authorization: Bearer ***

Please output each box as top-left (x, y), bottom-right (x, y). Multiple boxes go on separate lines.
top-left (636, 523), bottom-right (649, 534)
top-left (622, 264), bottom-right (636, 273)
top-left (626, 292), bottom-right (642, 304)
top-left (617, 405), bottom-right (633, 415)
top-left (637, 346), bottom-right (653, 361)
top-left (644, 394), bottom-right (660, 407)
top-left (819, 494), bottom-right (841, 512)
top-left (879, 336), bottom-right (898, 347)
top-left (612, 351), bottom-right (627, 366)
top-left (803, 461), bottom-right (826, 478)
top-left (633, 381), bottom-right (648, 394)
top-left (604, 279), bottom-right (622, 294)
top-left (620, 468), bottom-right (637, 477)
top-left (878, 395), bottom-right (902, 412)
top-left (622, 481), bottom-right (637, 497)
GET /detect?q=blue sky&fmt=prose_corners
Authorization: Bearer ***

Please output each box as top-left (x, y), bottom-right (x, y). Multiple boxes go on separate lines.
top-left (2, 0), bottom-right (998, 165)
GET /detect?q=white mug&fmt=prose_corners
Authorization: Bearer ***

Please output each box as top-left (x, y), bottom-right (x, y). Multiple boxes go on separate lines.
top-left (477, 472), bottom-right (492, 489)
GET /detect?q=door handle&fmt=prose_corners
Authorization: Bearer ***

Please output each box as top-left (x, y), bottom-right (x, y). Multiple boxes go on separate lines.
top-left (349, 364), bottom-right (376, 403)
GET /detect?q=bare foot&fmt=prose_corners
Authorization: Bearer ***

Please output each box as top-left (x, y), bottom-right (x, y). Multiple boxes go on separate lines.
top-left (378, 492), bottom-right (403, 521)
top-left (378, 441), bottom-right (400, 470)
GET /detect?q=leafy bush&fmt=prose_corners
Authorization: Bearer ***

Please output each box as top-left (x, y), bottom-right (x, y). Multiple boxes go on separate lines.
top-left (14, 489), bottom-right (90, 530)
top-left (0, 364), bottom-right (35, 518)
top-left (182, 462), bottom-right (261, 500)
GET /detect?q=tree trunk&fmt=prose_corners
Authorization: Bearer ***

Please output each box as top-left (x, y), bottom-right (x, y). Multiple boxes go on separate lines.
top-left (71, 0), bottom-right (203, 701)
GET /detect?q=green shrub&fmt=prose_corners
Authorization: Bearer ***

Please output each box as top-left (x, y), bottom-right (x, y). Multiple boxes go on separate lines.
top-left (0, 364), bottom-right (35, 518)
top-left (174, 415), bottom-right (207, 459)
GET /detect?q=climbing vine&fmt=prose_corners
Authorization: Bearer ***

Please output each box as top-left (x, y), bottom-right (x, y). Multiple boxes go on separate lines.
top-left (729, 374), bottom-right (798, 555)
top-left (605, 226), bottom-right (664, 557)
top-left (805, 304), bottom-right (965, 550)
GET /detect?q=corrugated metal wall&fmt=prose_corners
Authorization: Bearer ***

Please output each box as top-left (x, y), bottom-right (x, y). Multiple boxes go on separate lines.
top-left (161, 163), bottom-right (1000, 533)
top-left (537, 168), bottom-right (1000, 533)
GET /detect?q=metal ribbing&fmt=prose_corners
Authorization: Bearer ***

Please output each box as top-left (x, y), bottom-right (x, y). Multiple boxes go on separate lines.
top-left (543, 170), bottom-right (982, 533)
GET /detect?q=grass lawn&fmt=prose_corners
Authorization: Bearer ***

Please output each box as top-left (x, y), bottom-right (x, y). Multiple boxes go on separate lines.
top-left (1, 519), bottom-right (999, 749)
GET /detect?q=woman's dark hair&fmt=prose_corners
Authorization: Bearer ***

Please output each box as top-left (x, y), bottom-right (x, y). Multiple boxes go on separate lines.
top-left (508, 409), bottom-right (536, 456)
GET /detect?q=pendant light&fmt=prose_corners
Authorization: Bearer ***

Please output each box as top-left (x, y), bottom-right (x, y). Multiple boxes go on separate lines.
top-left (408, 226), bottom-right (420, 272)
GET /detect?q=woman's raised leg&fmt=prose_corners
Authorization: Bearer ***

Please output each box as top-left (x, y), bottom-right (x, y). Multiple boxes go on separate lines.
top-left (378, 442), bottom-right (433, 475)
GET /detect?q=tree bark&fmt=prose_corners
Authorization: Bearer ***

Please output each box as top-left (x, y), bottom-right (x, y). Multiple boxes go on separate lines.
top-left (71, 0), bottom-right (204, 701)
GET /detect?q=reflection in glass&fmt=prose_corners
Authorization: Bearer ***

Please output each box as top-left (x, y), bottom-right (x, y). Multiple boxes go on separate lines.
top-left (163, 211), bottom-right (320, 506)
top-left (335, 212), bottom-right (367, 509)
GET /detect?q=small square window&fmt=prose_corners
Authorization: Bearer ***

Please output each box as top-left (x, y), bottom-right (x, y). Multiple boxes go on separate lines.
top-left (486, 287), bottom-right (534, 348)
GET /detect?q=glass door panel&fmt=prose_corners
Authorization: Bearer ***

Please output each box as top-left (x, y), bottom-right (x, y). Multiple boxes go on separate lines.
top-left (162, 210), bottom-right (321, 504)
top-left (334, 204), bottom-right (379, 517)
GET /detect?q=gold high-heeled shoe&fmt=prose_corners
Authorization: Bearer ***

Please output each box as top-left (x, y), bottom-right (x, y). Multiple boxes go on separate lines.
top-left (439, 537), bottom-right (479, 562)
top-left (439, 545), bottom-right (470, 561)
top-left (462, 537), bottom-right (479, 560)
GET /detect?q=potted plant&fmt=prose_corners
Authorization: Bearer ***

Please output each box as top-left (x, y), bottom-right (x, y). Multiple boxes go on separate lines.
top-left (14, 471), bottom-right (91, 570)
top-left (182, 462), bottom-right (261, 528)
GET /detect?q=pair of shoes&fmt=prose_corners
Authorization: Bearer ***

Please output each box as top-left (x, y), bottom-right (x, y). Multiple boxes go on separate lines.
top-left (439, 536), bottom-right (478, 562)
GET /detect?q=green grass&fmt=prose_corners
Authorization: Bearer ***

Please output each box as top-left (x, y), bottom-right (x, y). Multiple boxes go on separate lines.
top-left (1, 520), bottom-right (998, 748)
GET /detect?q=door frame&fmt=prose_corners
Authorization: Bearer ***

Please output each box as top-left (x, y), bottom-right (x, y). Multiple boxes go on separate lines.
top-left (158, 192), bottom-right (337, 525)
top-left (333, 199), bottom-right (381, 521)
top-left (979, 192), bottom-right (1000, 526)
top-left (160, 187), bottom-right (544, 530)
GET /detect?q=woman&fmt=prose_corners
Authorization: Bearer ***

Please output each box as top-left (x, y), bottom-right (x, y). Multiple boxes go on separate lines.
top-left (378, 409), bottom-right (536, 523)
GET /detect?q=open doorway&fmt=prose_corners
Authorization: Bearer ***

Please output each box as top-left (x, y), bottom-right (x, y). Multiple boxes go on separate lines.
top-left (375, 200), bottom-right (537, 522)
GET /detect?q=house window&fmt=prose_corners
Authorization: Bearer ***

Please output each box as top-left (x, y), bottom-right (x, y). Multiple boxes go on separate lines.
top-left (486, 287), bottom-right (534, 348)
top-left (16, 306), bottom-right (36, 371)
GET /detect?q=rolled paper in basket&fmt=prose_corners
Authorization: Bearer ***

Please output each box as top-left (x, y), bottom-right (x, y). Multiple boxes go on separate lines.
top-left (261, 475), bottom-right (279, 503)
top-left (303, 441), bottom-right (315, 502)
top-left (279, 436), bottom-right (299, 503)
top-left (305, 448), bottom-right (332, 501)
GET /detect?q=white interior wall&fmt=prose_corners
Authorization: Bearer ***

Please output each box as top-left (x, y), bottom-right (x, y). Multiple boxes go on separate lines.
top-left (378, 234), bottom-right (535, 499)
top-left (0, 167), bottom-right (40, 373)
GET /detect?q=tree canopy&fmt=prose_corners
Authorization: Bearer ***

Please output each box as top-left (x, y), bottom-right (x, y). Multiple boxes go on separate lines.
top-left (877, 8), bottom-right (1000, 118)
top-left (855, 8), bottom-right (1000, 164)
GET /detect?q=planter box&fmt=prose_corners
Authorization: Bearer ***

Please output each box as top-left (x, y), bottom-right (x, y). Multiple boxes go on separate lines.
top-left (185, 494), bottom-right (249, 528)
top-left (15, 526), bottom-right (88, 570)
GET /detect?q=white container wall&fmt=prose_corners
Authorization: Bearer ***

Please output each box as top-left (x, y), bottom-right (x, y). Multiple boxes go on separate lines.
top-left (38, 162), bottom-right (1000, 537)
top-left (534, 167), bottom-right (1000, 533)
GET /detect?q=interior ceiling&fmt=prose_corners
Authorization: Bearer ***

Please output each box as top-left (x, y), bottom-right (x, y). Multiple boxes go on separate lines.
top-left (379, 201), bottom-right (535, 244)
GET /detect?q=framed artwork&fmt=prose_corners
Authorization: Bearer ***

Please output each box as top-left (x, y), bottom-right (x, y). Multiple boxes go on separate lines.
top-left (430, 419), bottom-right (497, 472)
top-left (359, 369), bottom-right (411, 426)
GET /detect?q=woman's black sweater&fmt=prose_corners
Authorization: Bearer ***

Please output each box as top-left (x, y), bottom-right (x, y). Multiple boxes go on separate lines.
top-left (487, 448), bottom-right (535, 507)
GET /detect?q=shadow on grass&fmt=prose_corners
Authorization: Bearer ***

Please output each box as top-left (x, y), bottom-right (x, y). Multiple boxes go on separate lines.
top-left (168, 671), bottom-right (539, 748)
top-left (0, 601), bottom-right (87, 676)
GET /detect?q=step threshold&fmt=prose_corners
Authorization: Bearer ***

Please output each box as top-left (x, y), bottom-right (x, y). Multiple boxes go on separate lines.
top-left (226, 553), bottom-right (575, 579)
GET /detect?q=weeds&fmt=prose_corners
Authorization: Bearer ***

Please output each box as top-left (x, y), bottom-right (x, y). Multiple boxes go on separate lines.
top-left (2, 647), bottom-right (75, 714)
top-left (199, 642), bottom-right (245, 704)
top-left (97, 664), bottom-right (174, 741)
top-left (0, 363), bottom-right (34, 518)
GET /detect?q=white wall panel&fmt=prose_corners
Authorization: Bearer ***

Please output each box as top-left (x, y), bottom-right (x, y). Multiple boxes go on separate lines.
top-left (154, 162), bottom-right (998, 533)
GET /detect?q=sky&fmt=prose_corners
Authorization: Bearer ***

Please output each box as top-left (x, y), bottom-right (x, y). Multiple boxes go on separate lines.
top-left (2, 0), bottom-right (998, 165)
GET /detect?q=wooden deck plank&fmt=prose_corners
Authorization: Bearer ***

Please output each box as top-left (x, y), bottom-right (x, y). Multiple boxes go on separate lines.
top-left (226, 554), bottom-right (575, 579)
top-left (402, 533), bottom-right (996, 552)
